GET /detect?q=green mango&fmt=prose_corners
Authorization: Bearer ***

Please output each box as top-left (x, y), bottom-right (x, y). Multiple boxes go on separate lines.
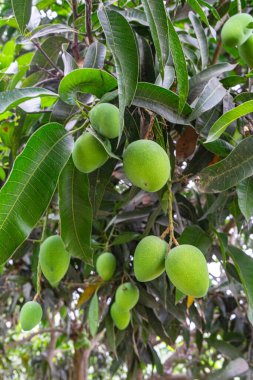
top-left (115, 282), bottom-right (139, 310)
top-left (134, 236), bottom-right (168, 282)
top-left (110, 302), bottom-right (131, 330)
top-left (39, 236), bottom-right (70, 287)
top-left (72, 132), bottom-right (109, 173)
top-left (89, 103), bottom-right (120, 139)
top-left (221, 13), bottom-right (253, 47)
top-left (165, 244), bottom-right (209, 298)
top-left (123, 140), bottom-right (170, 192)
top-left (96, 252), bottom-right (116, 281)
top-left (19, 301), bottom-right (42, 331)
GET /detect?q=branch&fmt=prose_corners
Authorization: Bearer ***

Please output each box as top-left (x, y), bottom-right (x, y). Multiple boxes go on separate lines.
top-left (72, 0), bottom-right (80, 61)
top-left (32, 77), bottom-right (59, 88)
top-left (5, 328), bottom-right (64, 348)
top-left (33, 40), bottom-right (64, 76)
top-left (85, 0), bottom-right (94, 45)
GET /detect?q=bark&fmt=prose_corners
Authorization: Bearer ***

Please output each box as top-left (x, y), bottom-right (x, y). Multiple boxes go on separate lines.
top-left (72, 348), bottom-right (90, 380)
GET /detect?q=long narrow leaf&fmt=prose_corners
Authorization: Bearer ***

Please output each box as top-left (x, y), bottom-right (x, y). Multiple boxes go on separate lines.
top-left (58, 68), bottom-right (118, 105)
top-left (98, 7), bottom-right (139, 137)
top-left (132, 82), bottom-right (191, 124)
top-left (189, 12), bottom-right (208, 70)
top-left (167, 17), bottom-right (189, 112)
top-left (0, 88), bottom-right (58, 114)
top-left (189, 78), bottom-right (226, 121)
top-left (59, 158), bottom-right (93, 265)
top-left (141, 0), bottom-right (169, 79)
top-left (199, 136), bottom-right (253, 192)
top-left (11, 0), bottom-right (32, 33)
top-left (206, 100), bottom-right (253, 143)
top-left (0, 123), bottom-right (74, 264)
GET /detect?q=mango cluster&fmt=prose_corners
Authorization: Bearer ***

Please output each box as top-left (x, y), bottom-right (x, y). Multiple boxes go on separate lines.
top-left (221, 13), bottom-right (253, 67)
top-left (110, 282), bottom-right (139, 330)
top-left (19, 235), bottom-right (70, 331)
top-left (72, 102), bottom-right (171, 194)
top-left (133, 236), bottom-right (209, 298)
top-left (72, 103), bottom-right (120, 173)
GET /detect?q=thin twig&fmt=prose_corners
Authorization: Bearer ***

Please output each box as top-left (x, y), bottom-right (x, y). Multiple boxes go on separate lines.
top-left (33, 78), bottom-right (59, 88)
top-left (161, 181), bottom-right (179, 249)
top-left (72, 0), bottom-right (80, 61)
top-left (212, 39), bottom-right (222, 65)
top-left (85, 0), bottom-right (94, 45)
top-left (34, 211), bottom-right (49, 301)
top-left (33, 40), bottom-right (64, 76)
top-left (6, 328), bottom-right (64, 348)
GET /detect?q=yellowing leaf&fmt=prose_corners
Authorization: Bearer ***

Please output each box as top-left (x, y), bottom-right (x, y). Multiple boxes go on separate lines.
top-left (77, 281), bottom-right (103, 307)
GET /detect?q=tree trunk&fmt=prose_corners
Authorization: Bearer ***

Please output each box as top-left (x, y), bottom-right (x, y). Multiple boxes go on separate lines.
top-left (72, 348), bottom-right (90, 380)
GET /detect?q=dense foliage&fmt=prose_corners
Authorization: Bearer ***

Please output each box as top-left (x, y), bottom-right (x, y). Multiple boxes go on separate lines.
top-left (0, 0), bottom-right (253, 379)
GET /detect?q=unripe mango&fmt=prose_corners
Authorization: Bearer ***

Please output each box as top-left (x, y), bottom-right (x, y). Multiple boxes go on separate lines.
top-left (239, 34), bottom-right (253, 67)
top-left (72, 132), bottom-right (109, 173)
top-left (89, 103), bottom-right (120, 139)
top-left (123, 140), bottom-right (170, 192)
top-left (165, 244), bottom-right (209, 298)
top-left (110, 302), bottom-right (131, 330)
top-left (221, 13), bottom-right (253, 47)
top-left (39, 236), bottom-right (70, 287)
top-left (115, 282), bottom-right (139, 310)
top-left (19, 301), bottom-right (43, 331)
top-left (134, 236), bottom-right (168, 282)
top-left (96, 252), bottom-right (116, 281)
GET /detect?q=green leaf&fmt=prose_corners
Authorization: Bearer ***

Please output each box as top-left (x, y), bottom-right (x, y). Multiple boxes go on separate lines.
top-left (0, 123), bottom-right (74, 265)
top-left (187, 0), bottom-right (209, 27)
top-left (167, 17), bottom-right (189, 112)
top-left (62, 44), bottom-right (78, 75)
top-left (199, 136), bottom-right (253, 193)
top-left (199, 192), bottom-right (228, 221)
top-left (179, 225), bottom-right (212, 254)
top-left (87, 128), bottom-right (121, 160)
top-left (98, 7), bottom-right (139, 136)
top-left (207, 358), bottom-right (248, 380)
top-left (234, 92), bottom-right (253, 103)
top-left (189, 12), bottom-right (208, 70)
top-left (141, 0), bottom-right (169, 79)
top-left (189, 63), bottom-right (236, 100)
top-left (189, 78), bottom-right (226, 121)
top-left (11, 0), bottom-right (32, 33)
top-left (197, 0), bottom-right (220, 20)
top-left (206, 100), bottom-right (253, 143)
top-left (207, 338), bottom-right (240, 359)
top-left (59, 158), bottom-right (93, 265)
top-left (236, 177), bottom-right (253, 222)
top-left (105, 316), bottom-right (117, 355)
top-left (111, 232), bottom-right (140, 246)
top-left (175, 288), bottom-right (186, 304)
top-left (83, 41), bottom-right (106, 69)
top-left (29, 24), bottom-right (75, 39)
top-left (0, 88), bottom-right (58, 114)
top-left (89, 159), bottom-right (117, 216)
top-left (58, 68), bottom-right (118, 105)
top-left (132, 82), bottom-right (191, 124)
top-left (202, 139), bottom-right (233, 158)
top-left (228, 245), bottom-right (253, 322)
top-left (220, 75), bottom-right (247, 89)
top-left (155, 66), bottom-right (175, 90)
top-left (88, 293), bottom-right (99, 337)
